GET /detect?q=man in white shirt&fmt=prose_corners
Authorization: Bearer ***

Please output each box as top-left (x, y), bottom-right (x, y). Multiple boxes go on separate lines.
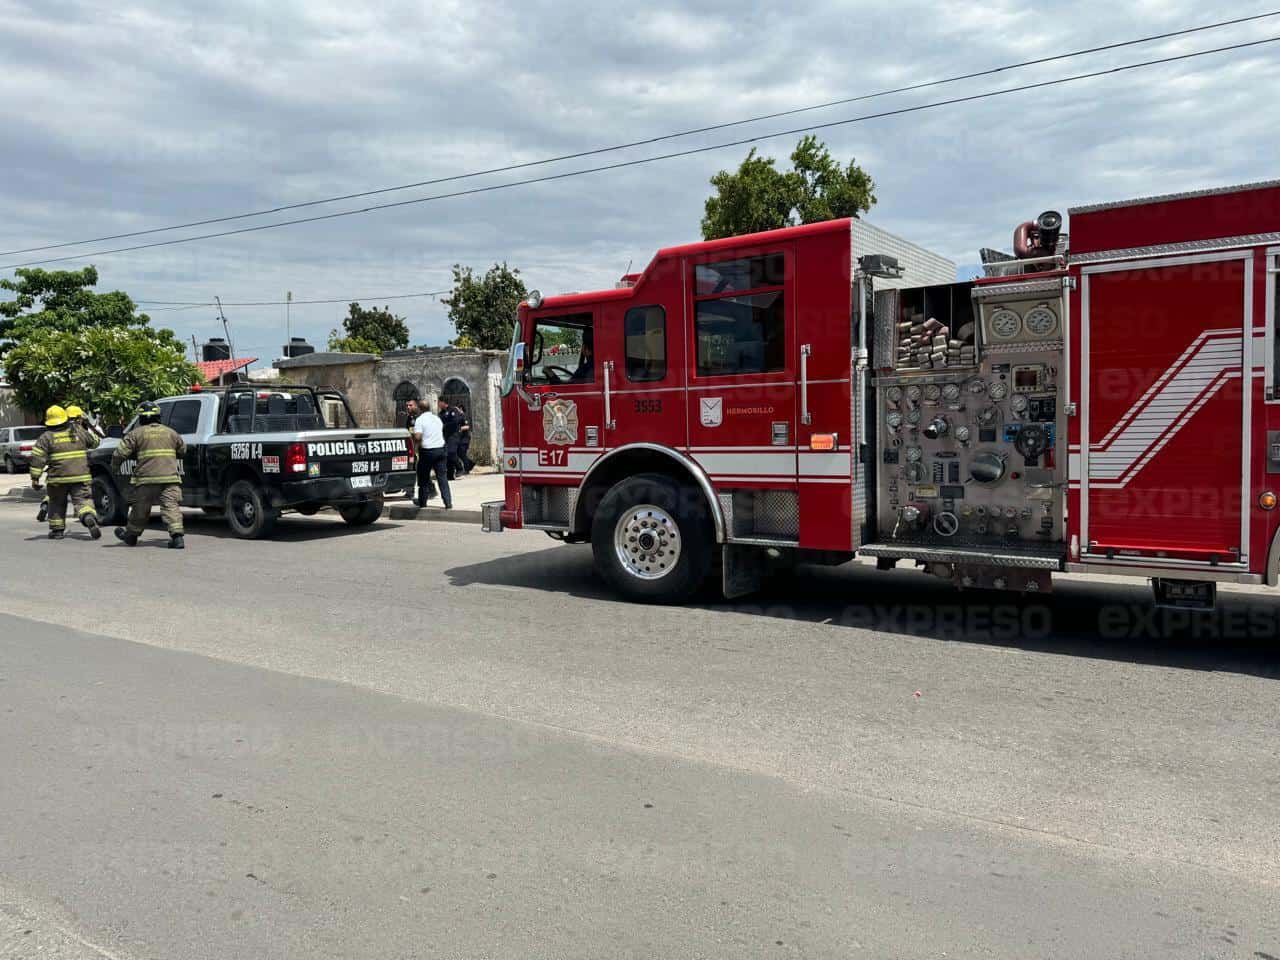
top-left (412, 403), bottom-right (452, 509)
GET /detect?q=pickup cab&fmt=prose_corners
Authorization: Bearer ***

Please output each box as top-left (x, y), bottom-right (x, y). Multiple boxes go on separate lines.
top-left (89, 384), bottom-right (415, 538)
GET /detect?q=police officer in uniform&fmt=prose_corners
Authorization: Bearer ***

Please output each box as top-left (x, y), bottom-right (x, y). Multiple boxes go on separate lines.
top-left (438, 397), bottom-right (465, 481)
top-left (28, 404), bottom-right (101, 540)
top-left (111, 400), bottom-right (187, 549)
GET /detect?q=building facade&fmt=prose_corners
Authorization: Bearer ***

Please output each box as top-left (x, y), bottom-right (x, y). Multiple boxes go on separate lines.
top-left (275, 347), bottom-right (507, 465)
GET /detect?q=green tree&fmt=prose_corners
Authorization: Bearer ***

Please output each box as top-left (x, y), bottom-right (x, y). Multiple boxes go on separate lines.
top-left (0, 266), bottom-right (149, 352)
top-left (4, 324), bottom-right (203, 425)
top-left (328, 302), bottom-right (410, 354)
top-left (700, 135), bottom-right (876, 240)
top-left (442, 262), bottom-right (526, 349)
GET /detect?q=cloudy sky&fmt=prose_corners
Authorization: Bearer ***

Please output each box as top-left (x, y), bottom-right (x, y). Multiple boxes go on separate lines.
top-left (2, 0), bottom-right (1278, 364)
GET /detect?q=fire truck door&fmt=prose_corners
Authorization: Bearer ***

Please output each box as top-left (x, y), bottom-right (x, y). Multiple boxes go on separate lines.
top-left (518, 312), bottom-right (607, 490)
top-left (685, 249), bottom-right (799, 529)
top-left (1079, 252), bottom-right (1252, 565)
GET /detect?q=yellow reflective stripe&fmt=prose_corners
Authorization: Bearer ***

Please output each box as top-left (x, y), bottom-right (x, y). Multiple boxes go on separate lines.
top-left (133, 476), bottom-right (180, 484)
top-left (47, 475), bottom-right (91, 484)
top-left (76, 505), bottom-right (97, 517)
top-left (136, 450), bottom-right (176, 459)
top-left (48, 450), bottom-right (87, 461)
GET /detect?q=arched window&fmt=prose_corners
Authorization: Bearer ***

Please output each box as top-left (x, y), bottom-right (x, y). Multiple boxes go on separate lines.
top-left (441, 377), bottom-right (471, 414)
top-left (392, 381), bottom-right (420, 423)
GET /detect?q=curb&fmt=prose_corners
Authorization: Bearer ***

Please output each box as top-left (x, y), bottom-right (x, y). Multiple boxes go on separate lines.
top-left (3, 487), bottom-right (42, 502)
top-left (383, 503), bottom-right (483, 525)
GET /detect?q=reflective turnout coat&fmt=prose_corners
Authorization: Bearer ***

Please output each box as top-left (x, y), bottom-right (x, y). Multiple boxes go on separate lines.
top-left (29, 425), bottom-right (98, 485)
top-left (111, 423), bottom-right (186, 485)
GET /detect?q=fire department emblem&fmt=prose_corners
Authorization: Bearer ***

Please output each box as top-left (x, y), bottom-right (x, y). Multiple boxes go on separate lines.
top-left (356, 442), bottom-right (368, 455)
top-left (542, 398), bottom-right (579, 445)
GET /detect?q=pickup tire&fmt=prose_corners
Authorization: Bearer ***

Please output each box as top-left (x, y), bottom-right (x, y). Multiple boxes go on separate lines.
top-left (226, 479), bottom-right (277, 539)
top-left (590, 473), bottom-right (712, 604)
top-left (339, 497), bottom-right (383, 527)
top-left (92, 474), bottom-right (127, 525)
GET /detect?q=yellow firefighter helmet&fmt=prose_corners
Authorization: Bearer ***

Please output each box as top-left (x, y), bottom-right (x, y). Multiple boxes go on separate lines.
top-left (44, 405), bottom-right (68, 427)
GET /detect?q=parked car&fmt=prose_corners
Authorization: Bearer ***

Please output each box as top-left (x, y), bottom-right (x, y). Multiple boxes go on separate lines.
top-left (1, 425), bottom-right (46, 473)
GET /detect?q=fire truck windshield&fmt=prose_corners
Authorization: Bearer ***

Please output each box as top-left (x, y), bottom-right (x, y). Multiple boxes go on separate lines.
top-left (500, 320), bottom-right (521, 397)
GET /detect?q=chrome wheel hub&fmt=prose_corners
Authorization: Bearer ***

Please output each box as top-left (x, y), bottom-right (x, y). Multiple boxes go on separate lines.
top-left (614, 504), bottom-right (680, 581)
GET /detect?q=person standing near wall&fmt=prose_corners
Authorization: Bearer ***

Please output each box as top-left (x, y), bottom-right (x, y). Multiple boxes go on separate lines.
top-left (455, 402), bottom-right (475, 476)
top-left (413, 402), bottom-right (451, 510)
top-left (403, 398), bottom-right (434, 504)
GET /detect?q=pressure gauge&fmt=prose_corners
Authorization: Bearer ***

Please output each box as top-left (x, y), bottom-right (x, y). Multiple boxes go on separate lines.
top-left (905, 445), bottom-right (923, 462)
top-left (954, 425), bottom-right (971, 443)
top-left (906, 408), bottom-right (922, 425)
top-left (977, 406), bottom-right (998, 426)
top-left (989, 307), bottom-right (1022, 340)
top-left (968, 379), bottom-right (987, 396)
top-left (1011, 395), bottom-right (1029, 415)
top-left (924, 384), bottom-right (942, 402)
top-left (886, 386), bottom-right (903, 404)
top-left (886, 412), bottom-right (903, 431)
top-left (989, 381), bottom-right (1009, 400)
top-left (905, 462), bottom-right (925, 483)
top-left (942, 383), bottom-right (961, 402)
top-left (906, 385), bottom-right (923, 403)
top-left (1024, 304), bottom-right (1059, 337)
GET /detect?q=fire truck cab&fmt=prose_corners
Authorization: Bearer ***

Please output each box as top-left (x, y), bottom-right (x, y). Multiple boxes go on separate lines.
top-left (485, 179), bottom-right (1280, 606)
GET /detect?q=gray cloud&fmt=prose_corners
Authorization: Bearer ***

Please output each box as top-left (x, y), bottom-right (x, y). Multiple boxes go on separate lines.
top-left (2, 0), bottom-right (1278, 361)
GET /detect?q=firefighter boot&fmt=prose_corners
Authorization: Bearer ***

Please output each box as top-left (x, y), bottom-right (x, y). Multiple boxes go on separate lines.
top-left (84, 515), bottom-right (102, 540)
top-left (48, 529), bottom-right (65, 540)
top-left (114, 527), bottom-right (138, 547)
top-left (37, 499), bottom-right (48, 523)
top-left (168, 533), bottom-right (185, 550)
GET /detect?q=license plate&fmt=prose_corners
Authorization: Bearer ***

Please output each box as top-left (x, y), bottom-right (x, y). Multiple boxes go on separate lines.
top-left (350, 476), bottom-right (372, 489)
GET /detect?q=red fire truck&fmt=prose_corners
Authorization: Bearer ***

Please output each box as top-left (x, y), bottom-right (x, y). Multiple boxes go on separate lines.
top-left (482, 178), bottom-right (1280, 607)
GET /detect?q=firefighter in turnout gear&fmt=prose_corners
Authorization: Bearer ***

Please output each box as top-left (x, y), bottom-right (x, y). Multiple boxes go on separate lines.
top-left (35, 404), bottom-right (100, 524)
top-left (28, 405), bottom-right (101, 540)
top-left (111, 400), bottom-right (188, 549)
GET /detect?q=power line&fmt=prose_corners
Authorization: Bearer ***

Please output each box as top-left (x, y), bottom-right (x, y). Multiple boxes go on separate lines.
top-left (2, 11), bottom-right (1275, 259)
top-left (138, 289), bottom-right (450, 310)
top-left (4, 34), bottom-right (1277, 272)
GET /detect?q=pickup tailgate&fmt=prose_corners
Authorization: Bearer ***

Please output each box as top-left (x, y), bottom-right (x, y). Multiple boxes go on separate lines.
top-left (298, 432), bottom-right (414, 491)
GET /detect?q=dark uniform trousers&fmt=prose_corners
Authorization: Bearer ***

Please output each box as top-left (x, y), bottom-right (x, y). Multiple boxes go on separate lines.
top-left (127, 484), bottom-right (184, 535)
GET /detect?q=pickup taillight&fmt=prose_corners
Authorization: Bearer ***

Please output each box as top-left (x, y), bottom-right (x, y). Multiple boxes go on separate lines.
top-left (19, 443), bottom-right (33, 452)
top-left (405, 437), bottom-right (415, 460)
top-left (285, 442), bottom-right (308, 474)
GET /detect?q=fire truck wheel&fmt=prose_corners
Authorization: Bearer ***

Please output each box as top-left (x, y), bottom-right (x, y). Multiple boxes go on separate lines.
top-left (591, 473), bottom-right (712, 603)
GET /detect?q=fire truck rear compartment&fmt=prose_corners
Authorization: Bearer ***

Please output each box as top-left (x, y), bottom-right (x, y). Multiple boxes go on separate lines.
top-left (859, 272), bottom-right (1070, 593)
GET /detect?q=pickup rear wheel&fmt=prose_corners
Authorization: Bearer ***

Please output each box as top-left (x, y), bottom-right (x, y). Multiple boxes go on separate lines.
top-left (591, 473), bottom-right (712, 604)
top-left (91, 474), bottom-right (126, 525)
top-left (226, 479), bottom-right (277, 539)
top-left (339, 497), bottom-right (383, 526)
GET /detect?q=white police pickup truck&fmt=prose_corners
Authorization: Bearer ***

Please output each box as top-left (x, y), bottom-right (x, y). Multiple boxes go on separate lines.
top-left (89, 384), bottom-right (415, 538)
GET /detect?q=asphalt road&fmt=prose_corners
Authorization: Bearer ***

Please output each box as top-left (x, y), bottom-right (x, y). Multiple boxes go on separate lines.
top-left (1, 502), bottom-right (1278, 959)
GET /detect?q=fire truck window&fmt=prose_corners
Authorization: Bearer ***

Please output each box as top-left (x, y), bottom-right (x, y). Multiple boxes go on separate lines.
top-left (624, 306), bottom-right (666, 382)
top-left (695, 254), bottom-right (785, 296)
top-left (529, 314), bottom-right (594, 385)
top-left (695, 291), bottom-right (785, 377)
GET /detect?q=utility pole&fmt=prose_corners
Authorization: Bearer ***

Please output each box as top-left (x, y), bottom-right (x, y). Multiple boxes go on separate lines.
top-left (286, 290), bottom-right (292, 358)
top-left (214, 296), bottom-right (236, 360)
top-left (190, 334), bottom-right (199, 363)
